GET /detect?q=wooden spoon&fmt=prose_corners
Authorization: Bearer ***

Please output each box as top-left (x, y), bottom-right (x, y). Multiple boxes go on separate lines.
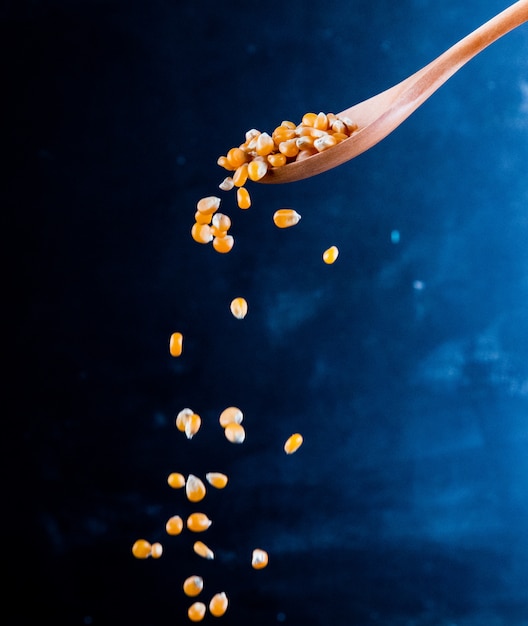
top-left (260, 0), bottom-right (528, 184)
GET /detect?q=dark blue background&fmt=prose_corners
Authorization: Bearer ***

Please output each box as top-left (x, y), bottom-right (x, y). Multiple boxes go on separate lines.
top-left (5, 1), bottom-right (528, 624)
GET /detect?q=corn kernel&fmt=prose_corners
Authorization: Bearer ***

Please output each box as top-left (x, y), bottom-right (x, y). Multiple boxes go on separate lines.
top-left (314, 111), bottom-right (329, 130)
top-left (322, 245), bottom-right (339, 264)
top-left (186, 474), bottom-right (207, 502)
top-left (251, 548), bottom-right (269, 569)
top-left (197, 196), bottom-right (221, 216)
top-left (176, 408), bottom-right (193, 432)
top-left (205, 472), bottom-right (228, 489)
top-left (188, 601), bottom-right (206, 622)
top-left (255, 132), bottom-right (275, 156)
top-left (281, 120), bottom-right (296, 129)
top-left (212, 213), bottom-right (231, 233)
top-left (267, 153), bottom-right (287, 168)
top-left (273, 209), bottom-right (301, 229)
top-left (314, 134), bottom-right (337, 152)
top-left (167, 472), bottom-right (186, 488)
top-left (219, 406), bottom-right (243, 428)
top-left (278, 138), bottom-right (299, 158)
top-left (183, 575), bottom-right (203, 598)
top-left (169, 332), bottom-right (184, 357)
top-left (132, 539), bottom-right (151, 559)
top-left (296, 148), bottom-right (317, 161)
top-left (209, 592), bottom-right (229, 617)
top-left (218, 176), bottom-right (234, 191)
top-left (233, 162), bottom-right (249, 187)
top-left (213, 235), bottom-right (234, 254)
top-left (301, 112), bottom-right (317, 127)
top-left (224, 422), bottom-right (245, 444)
top-left (191, 222), bottom-right (213, 244)
top-left (272, 126), bottom-right (296, 144)
top-left (150, 542), bottom-right (163, 558)
top-left (296, 135), bottom-right (314, 151)
top-left (230, 297), bottom-right (248, 319)
top-left (187, 512), bottom-right (212, 532)
top-left (236, 187), bottom-right (251, 209)
top-left (217, 155), bottom-right (235, 171)
top-left (226, 147), bottom-right (248, 168)
top-left (183, 575), bottom-right (204, 597)
top-left (193, 540), bottom-right (214, 560)
top-left (165, 515), bottom-right (184, 536)
top-left (195, 210), bottom-right (212, 225)
top-left (185, 412), bottom-right (202, 439)
top-left (247, 159), bottom-right (268, 181)
top-left (284, 433), bottom-right (303, 454)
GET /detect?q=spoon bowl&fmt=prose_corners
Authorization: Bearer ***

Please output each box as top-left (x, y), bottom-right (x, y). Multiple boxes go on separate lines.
top-left (260, 0), bottom-right (528, 184)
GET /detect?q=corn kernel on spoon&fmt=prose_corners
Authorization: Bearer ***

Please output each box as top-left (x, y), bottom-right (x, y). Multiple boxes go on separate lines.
top-left (261, 0), bottom-right (528, 184)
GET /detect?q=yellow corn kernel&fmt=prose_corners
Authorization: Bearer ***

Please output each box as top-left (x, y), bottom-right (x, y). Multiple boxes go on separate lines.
top-left (301, 112), bottom-right (317, 127)
top-left (340, 116), bottom-right (359, 133)
top-left (131, 539), bottom-right (152, 559)
top-left (330, 119), bottom-right (347, 134)
top-left (185, 412), bottom-right (202, 439)
top-left (193, 540), bottom-right (214, 560)
top-left (267, 152), bottom-right (287, 168)
top-left (212, 213), bottom-right (231, 233)
top-left (217, 156), bottom-right (235, 171)
top-left (183, 575), bottom-right (204, 597)
top-left (236, 187), bottom-right (251, 209)
top-left (194, 210), bottom-right (212, 225)
top-left (251, 548), bottom-right (269, 569)
top-left (191, 222), bottom-right (213, 244)
top-left (314, 134), bottom-right (337, 152)
top-left (255, 132), bottom-right (275, 156)
top-left (169, 332), bottom-right (184, 357)
top-left (296, 135), bottom-right (314, 151)
top-left (176, 408), bottom-right (193, 432)
top-left (224, 422), bottom-right (245, 444)
top-left (245, 128), bottom-right (261, 142)
top-left (230, 297), bottom-right (248, 319)
top-left (226, 147), bottom-right (248, 169)
top-left (167, 472), bottom-right (186, 488)
top-left (150, 542), bottom-right (163, 558)
top-left (218, 176), bottom-right (234, 191)
top-left (272, 126), bottom-right (296, 144)
top-left (187, 512), bottom-right (212, 532)
top-left (186, 474), bottom-right (206, 502)
top-left (296, 148), bottom-right (317, 161)
top-left (205, 472), bottom-right (228, 489)
top-left (247, 159), bottom-right (268, 181)
top-left (281, 119), bottom-right (296, 129)
top-left (314, 111), bottom-right (329, 130)
top-left (213, 235), bottom-right (234, 254)
top-left (278, 138), bottom-right (299, 158)
top-left (322, 245), bottom-right (339, 264)
top-left (233, 162), bottom-right (249, 187)
top-left (219, 406), bottom-right (243, 428)
top-left (188, 601), bottom-right (206, 622)
top-left (284, 433), bottom-right (303, 454)
top-left (209, 592), bottom-right (229, 617)
top-left (331, 132), bottom-right (349, 143)
top-left (165, 515), bottom-right (184, 536)
top-left (197, 196), bottom-right (221, 216)
top-left (273, 209), bottom-right (301, 229)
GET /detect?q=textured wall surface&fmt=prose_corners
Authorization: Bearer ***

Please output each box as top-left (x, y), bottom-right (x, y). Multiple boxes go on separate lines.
top-left (6, 1), bottom-right (528, 624)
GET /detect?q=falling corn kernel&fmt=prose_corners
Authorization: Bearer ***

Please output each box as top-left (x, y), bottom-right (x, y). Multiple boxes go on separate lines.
top-left (186, 474), bottom-right (207, 502)
top-left (211, 213), bottom-right (231, 234)
top-left (131, 539), bottom-right (152, 559)
top-left (224, 422), bottom-right (245, 444)
top-left (195, 210), bottom-right (212, 225)
top-left (247, 159), bottom-right (268, 181)
top-left (219, 406), bottom-right (243, 428)
top-left (251, 548), bottom-right (269, 570)
top-left (213, 234), bottom-right (234, 254)
top-left (205, 472), bottom-right (228, 489)
top-left (169, 332), bottom-right (184, 357)
top-left (150, 542), bottom-right (163, 558)
top-left (191, 222), bottom-right (214, 244)
top-left (185, 412), bottom-right (202, 439)
top-left (233, 163), bottom-right (249, 187)
top-left (236, 187), bottom-right (251, 209)
top-left (273, 209), bottom-right (301, 229)
top-left (187, 512), bottom-right (212, 532)
top-left (165, 515), bottom-right (184, 536)
top-left (323, 245), bottom-right (339, 264)
top-left (176, 408), bottom-right (193, 432)
top-left (226, 147), bottom-right (248, 168)
top-left (167, 472), bottom-right (186, 488)
top-left (193, 541), bottom-right (214, 560)
top-left (183, 575), bottom-right (204, 597)
top-left (284, 433), bottom-right (303, 454)
top-left (230, 297), bottom-right (248, 319)
top-left (219, 176), bottom-right (234, 191)
top-left (188, 601), bottom-right (206, 622)
top-left (209, 592), bottom-right (229, 617)
top-left (196, 196), bottom-right (221, 216)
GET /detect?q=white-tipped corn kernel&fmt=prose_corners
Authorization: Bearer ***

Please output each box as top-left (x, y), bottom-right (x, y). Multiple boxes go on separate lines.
top-left (218, 176), bottom-right (234, 191)
top-left (183, 575), bottom-right (204, 597)
top-left (213, 234), bottom-right (234, 254)
top-left (167, 472), bottom-right (186, 488)
top-left (206, 472), bottom-right (228, 489)
top-left (284, 433), bottom-right (303, 454)
top-left (169, 332), bottom-right (184, 357)
top-left (230, 297), bottom-right (248, 319)
top-left (191, 222), bottom-right (213, 244)
top-left (165, 515), bottom-right (184, 536)
top-left (323, 245), bottom-right (339, 264)
top-left (219, 406), bottom-right (243, 427)
top-left (197, 196), bottom-right (221, 215)
top-left (187, 512), bottom-right (212, 532)
top-left (224, 422), bottom-right (245, 444)
top-left (188, 601), bottom-right (206, 622)
top-left (186, 474), bottom-right (207, 502)
top-left (209, 592), bottom-right (229, 617)
top-left (150, 542), bottom-right (163, 558)
top-left (212, 213), bottom-right (231, 233)
top-left (273, 209), bottom-right (301, 229)
top-left (185, 412), bottom-right (202, 439)
top-left (255, 132), bottom-right (275, 156)
top-left (251, 548), bottom-right (269, 569)
top-left (313, 134), bottom-right (337, 152)
top-left (131, 539), bottom-right (152, 559)
top-left (247, 159), bottom-right (268, 181)
top-left (193, 540), bottom-right (214, 560)
top-left (176, 408), bottom-right (193, 432)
